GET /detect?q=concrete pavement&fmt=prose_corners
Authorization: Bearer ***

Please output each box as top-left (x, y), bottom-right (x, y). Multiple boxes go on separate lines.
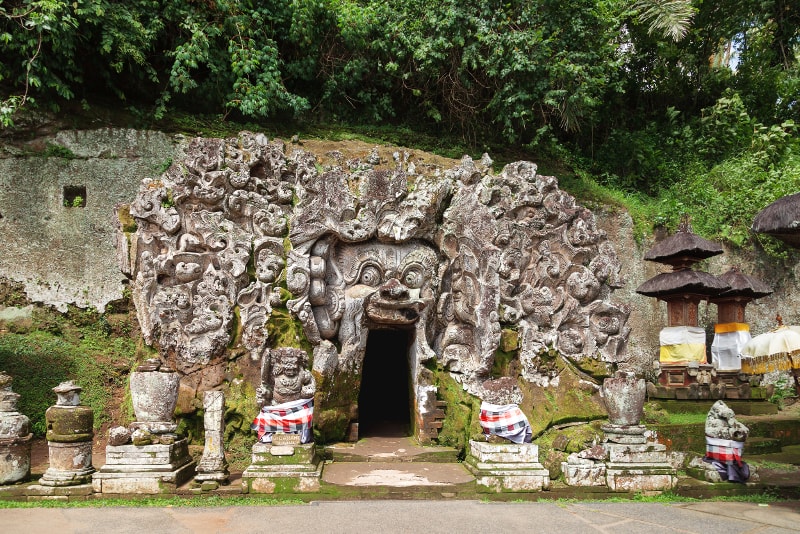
top-left (2, 500), bottom-right (799, 534)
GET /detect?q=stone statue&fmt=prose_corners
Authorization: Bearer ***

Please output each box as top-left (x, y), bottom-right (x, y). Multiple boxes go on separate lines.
top-left (702, 400), bottom-right (752, 483)
top-left (252, 348), bottom-right (316, 444)
top-left (257, 348), bottom-right (316, 407)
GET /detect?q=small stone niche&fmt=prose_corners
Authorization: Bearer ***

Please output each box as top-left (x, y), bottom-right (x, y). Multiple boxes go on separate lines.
top-left (63, 185), bottom-right (87, 208)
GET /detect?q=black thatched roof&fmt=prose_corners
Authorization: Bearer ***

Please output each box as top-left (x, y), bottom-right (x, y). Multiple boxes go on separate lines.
top-left (636, 269), bottom-right (730, 298)
top-left (645, 223), bottom-right (723, 267)
top-left (713, 266), bottom-right (772, 300)
top-left (752, 192), bottom-right (800, 248)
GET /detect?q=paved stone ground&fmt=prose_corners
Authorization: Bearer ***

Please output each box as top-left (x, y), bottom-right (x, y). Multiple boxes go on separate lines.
top-left (2, 500), bottom-right (799, 533)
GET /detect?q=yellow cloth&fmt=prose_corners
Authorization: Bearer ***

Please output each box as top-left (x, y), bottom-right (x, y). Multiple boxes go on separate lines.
top-left (714, 322), bottom-right (749, 334)
top-left (660, 326), bottom-right (707, 364)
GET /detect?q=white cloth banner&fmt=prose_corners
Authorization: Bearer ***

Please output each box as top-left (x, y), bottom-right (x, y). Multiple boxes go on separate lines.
top-left (711, 328), bottom-right (751, 371)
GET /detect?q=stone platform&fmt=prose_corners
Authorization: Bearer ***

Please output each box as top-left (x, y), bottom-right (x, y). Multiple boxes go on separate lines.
top-left (241, 442), bottom-right (322, 494)
top-left (92, 439), bottom-right (195, 494)
top-left (464, 440), bottom-right (550, 492)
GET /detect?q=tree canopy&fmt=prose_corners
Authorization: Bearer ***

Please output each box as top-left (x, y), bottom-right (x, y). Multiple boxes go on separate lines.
top-left (2, 0), bottom-right (799, 249)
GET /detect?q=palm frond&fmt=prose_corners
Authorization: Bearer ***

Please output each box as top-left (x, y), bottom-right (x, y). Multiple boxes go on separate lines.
top-left (632, 0), bottom-right (695, 42)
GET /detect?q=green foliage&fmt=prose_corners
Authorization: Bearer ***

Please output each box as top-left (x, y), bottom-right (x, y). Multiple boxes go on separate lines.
top-left (0, 306), bottom-right (137, 435)
top-left (44, 143), bottom-right (77, 159)
top-left (768, 375), bottom-right (797, 409)
top-left (632, 0), bottom-right (695, 41)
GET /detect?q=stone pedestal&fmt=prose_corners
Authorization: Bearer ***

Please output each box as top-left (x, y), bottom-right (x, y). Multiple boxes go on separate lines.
top-left (241, 438), bottom-right (322, 494)
top-left (0, 372), bottom-right (32, 485)
top-left (40, 441), bottom-right (95, 486)
top-left (464, 440), bottom-right (550, 492)
top-left (602, 425), bottom-right (676, 492)
top-left (92, 439), bottom-right (196, 494)
top-left (562, 456), bottom-right (607, 487)
top-left (39, 382), bottom-right (95, 487)
top-left (194, 390), bottom-right (229, 489)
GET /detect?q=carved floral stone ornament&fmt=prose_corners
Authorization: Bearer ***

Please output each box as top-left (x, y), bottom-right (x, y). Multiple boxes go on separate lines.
top-left (124, 132), bottom-right (631, 442)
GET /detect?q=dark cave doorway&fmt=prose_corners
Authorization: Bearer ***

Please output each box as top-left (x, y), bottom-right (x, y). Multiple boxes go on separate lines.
top-left (358, 328), bottom-right (413, 437)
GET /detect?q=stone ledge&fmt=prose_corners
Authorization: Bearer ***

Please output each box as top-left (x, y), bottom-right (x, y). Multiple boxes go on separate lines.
top-left (92, 460), bottom-right (196, 494)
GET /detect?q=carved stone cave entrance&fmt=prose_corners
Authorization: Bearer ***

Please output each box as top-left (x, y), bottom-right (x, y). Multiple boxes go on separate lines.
top-left (358, 328), bottom-right (413, 437)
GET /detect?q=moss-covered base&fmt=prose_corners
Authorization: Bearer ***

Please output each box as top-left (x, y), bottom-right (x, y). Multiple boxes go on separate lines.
top-left (519, 360), bottom-right (608, 437)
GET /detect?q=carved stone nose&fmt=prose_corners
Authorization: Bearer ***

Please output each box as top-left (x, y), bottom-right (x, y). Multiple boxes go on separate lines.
top-left (380, 278), bottom-right (409, 300)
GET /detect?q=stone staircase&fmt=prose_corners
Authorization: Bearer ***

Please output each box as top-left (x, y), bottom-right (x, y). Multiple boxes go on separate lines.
top-left (320, 434), bottom-right (476, 498)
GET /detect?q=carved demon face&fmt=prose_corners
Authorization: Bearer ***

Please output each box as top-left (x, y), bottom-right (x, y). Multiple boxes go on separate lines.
top-left (342, 242), bottom-right (438, 327)
top-left (310, 239), bottom-right (439, 335)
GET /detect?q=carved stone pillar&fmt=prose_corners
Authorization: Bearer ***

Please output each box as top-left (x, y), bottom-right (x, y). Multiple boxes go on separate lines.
top-left (194, 390), bottom-right (229, 489)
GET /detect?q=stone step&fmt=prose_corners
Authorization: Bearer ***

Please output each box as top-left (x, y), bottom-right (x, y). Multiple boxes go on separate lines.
top-left (746, 436), bottom-right (783, 455)
top-left (321, 461), bottom-right (474, 488)
top-left (324, 435), bottom-right (460, 463)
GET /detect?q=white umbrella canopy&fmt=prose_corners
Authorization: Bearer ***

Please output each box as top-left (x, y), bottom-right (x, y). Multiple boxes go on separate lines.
top-left (741, 324), bottom-right (800, 374)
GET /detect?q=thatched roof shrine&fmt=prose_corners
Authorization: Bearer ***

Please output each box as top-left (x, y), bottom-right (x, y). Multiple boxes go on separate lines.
top-left (636, 269), bottom-right (729, 298)
top-left (644, 221), bottom-right (723, 269)
top-left (752, 192), bottom-right (800, 248)
top-left (713, 266), bottom-right (772, 300)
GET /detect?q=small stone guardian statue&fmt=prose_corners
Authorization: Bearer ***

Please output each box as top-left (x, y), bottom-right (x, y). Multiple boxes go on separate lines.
top-left (703, 400), bottom-right (751, 483)
top-left (251, 348), bottom-right (316, 443)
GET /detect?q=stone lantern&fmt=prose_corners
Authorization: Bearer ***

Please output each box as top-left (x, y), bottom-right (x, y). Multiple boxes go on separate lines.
top-left (40, 381), bottom-right (95, 486)
top-left (0, 372), bottom-right (33, 485)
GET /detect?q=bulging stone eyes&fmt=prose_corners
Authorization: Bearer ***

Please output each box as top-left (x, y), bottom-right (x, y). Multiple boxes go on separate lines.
top-left (403, 268), bottom-right (424, 289)
top-left (359, 265), bottom-right (382, 287)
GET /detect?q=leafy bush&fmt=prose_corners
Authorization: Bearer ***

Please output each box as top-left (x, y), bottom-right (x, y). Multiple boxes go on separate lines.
top-left (0, 309), bottom-right (138, 435)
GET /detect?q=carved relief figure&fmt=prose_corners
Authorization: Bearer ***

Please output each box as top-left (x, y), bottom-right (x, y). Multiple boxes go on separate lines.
top-left (257, 348), bottom-right (316, 407)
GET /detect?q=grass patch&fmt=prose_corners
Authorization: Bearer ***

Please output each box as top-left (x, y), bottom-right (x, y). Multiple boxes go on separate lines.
top-left (0, 495), bottom-right (304, 508)
top-left (662, 412), bottom-right (709, 425)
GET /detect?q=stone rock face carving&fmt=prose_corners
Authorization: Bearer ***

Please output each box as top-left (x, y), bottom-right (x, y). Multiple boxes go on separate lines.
top-left (126, 132), bottom-right (630, 442)
top-left (129, 134), bottom-right (290, 373)
top-left (439, 160), bottom-right (630, 393)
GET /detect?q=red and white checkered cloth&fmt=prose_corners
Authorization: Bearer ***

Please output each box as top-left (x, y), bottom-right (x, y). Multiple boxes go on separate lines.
top-left (251, 398), bottom-right (314, 444)
top-left (705, 436), bottom-right (744, 466)
top-left (479, 402), bottom-right (532, 444)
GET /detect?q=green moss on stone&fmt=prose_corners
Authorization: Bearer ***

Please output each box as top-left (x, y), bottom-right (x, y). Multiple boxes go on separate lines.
top-left (435, 370), bottom-right (481, 453)
top-left (491, 348), bottom-right (515, 378)
top-left (571, 356), bottom-right (613, 381)
top-left (517, 357), bottom-right (607, 438)
top-left (266, 307), bottom-right (312, 354)
top-left (314, 409), bottom-right (350, 443)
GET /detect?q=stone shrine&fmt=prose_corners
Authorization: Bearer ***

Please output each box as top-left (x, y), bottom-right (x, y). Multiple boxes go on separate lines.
top-left (600, 373), bottom-right (676, 492)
